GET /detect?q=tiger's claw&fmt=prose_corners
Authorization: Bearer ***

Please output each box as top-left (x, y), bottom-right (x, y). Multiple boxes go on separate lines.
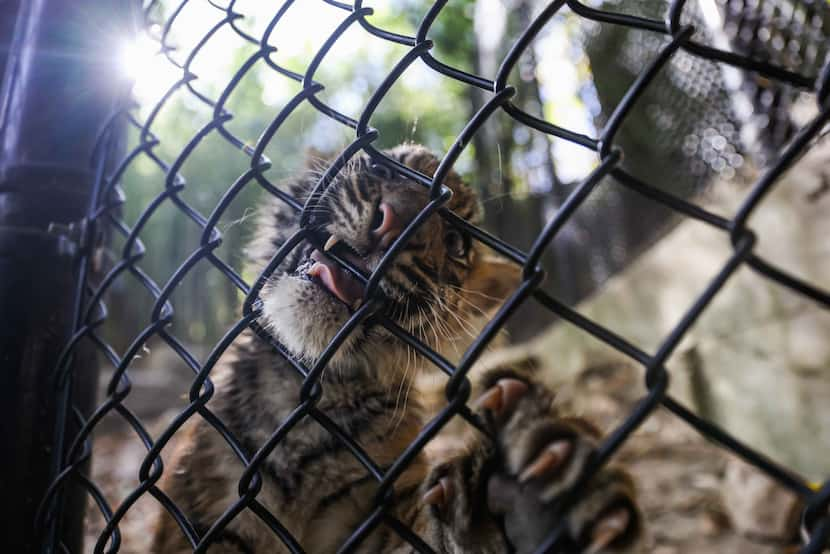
top-left (422, 477), bottom-right (454, 507)
top-left (475, 378), bottom-right (528, 420)
top-left (518, 440), bottom-right (573, 483)
top-left (585, 507), bottom-right (633, 554)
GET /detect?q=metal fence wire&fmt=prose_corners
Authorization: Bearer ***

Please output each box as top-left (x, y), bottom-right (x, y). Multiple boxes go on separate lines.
top-left (35, 0), bottom-right (830, 552)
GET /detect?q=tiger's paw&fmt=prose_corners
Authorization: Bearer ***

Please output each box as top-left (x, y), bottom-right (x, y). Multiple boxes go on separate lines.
top-left (476, 371), bottom-right (642, 554)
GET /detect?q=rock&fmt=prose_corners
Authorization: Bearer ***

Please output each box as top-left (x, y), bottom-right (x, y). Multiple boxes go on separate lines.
top-left (721, 457), bottom-right (803, 542)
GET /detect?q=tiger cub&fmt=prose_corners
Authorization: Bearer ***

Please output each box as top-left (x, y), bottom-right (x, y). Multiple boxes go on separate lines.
top-left (151, 145), bottom-right (642, 553)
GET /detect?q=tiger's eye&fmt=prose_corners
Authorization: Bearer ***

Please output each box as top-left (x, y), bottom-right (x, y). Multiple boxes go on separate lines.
top-left (444, 228), bottom-right (469, 258)
top-left (370, 163), bottom-right (395, 180)
top-left (371, 203), bottom-right (385, 231)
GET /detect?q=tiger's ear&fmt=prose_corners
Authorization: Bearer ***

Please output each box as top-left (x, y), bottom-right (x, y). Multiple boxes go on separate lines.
top-left (303, 146), bottom-right (332, 171)
top-left (466, 254), bottom-right (522, 313)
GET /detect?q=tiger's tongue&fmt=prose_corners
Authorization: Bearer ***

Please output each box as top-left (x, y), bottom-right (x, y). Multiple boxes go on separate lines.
top-left (308, 250), bottom-right (365, 309)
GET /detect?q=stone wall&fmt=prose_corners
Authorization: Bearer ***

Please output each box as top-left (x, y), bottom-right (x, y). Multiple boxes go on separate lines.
top-left (523, 136), bottom-right (830, 479)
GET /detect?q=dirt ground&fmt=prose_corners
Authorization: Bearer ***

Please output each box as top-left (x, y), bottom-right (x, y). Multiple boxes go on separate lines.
top-left (83, 362), bottom-right (805, 553)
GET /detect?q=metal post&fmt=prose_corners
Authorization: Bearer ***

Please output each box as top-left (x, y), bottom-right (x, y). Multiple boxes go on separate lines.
top-left (0, 0), bottom-right (133, 551)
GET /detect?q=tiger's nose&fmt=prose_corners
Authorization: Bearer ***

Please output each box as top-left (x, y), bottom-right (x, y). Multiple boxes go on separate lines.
top-left (372, 202), bottom-right (403, 249)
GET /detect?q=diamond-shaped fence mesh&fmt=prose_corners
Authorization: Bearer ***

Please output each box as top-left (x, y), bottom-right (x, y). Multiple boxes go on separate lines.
top-left (22, 0), bottom-right (830, 552)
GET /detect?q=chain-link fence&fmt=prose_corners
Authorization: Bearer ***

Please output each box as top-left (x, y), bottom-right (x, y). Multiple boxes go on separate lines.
top-left (22, 0), bottom-right (830, 552)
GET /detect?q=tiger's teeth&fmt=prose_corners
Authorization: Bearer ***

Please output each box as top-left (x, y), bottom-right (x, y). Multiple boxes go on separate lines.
top-left (324, 235), bottom-right (341, 251)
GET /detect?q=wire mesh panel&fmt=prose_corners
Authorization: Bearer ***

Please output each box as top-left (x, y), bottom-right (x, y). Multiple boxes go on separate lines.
top-left (35, 0), bottom-right (830, 552)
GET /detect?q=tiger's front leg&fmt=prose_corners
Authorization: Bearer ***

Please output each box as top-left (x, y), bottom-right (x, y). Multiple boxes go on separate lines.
top-left (418, 368), bottom-right (642, 554)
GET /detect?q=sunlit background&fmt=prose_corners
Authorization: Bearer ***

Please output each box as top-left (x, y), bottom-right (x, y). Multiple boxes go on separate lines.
top-left (115, 0), bottom-right (596, 179)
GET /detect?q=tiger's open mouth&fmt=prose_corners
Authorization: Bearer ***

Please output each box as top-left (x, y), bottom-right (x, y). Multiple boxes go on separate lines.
top-left (304, 250), bottom-right (369, 310)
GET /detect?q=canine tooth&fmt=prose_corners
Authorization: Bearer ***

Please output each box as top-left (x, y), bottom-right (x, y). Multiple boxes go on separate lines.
top-left (324, 235), bottom-right (340, 251)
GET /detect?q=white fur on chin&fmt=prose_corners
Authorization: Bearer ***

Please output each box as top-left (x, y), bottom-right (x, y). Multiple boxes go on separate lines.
top-left (261, 275), bottom-right (362, 367)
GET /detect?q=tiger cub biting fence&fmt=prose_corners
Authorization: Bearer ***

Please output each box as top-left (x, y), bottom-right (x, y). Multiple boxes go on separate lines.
top-left (152, 145), bottom-right (642, 553)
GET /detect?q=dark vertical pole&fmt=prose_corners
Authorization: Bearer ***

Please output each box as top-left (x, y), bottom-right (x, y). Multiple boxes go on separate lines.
top-left (0, 0), bottom-right (133, 552)
top-left (0, 1), bottom-right (23, 78)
